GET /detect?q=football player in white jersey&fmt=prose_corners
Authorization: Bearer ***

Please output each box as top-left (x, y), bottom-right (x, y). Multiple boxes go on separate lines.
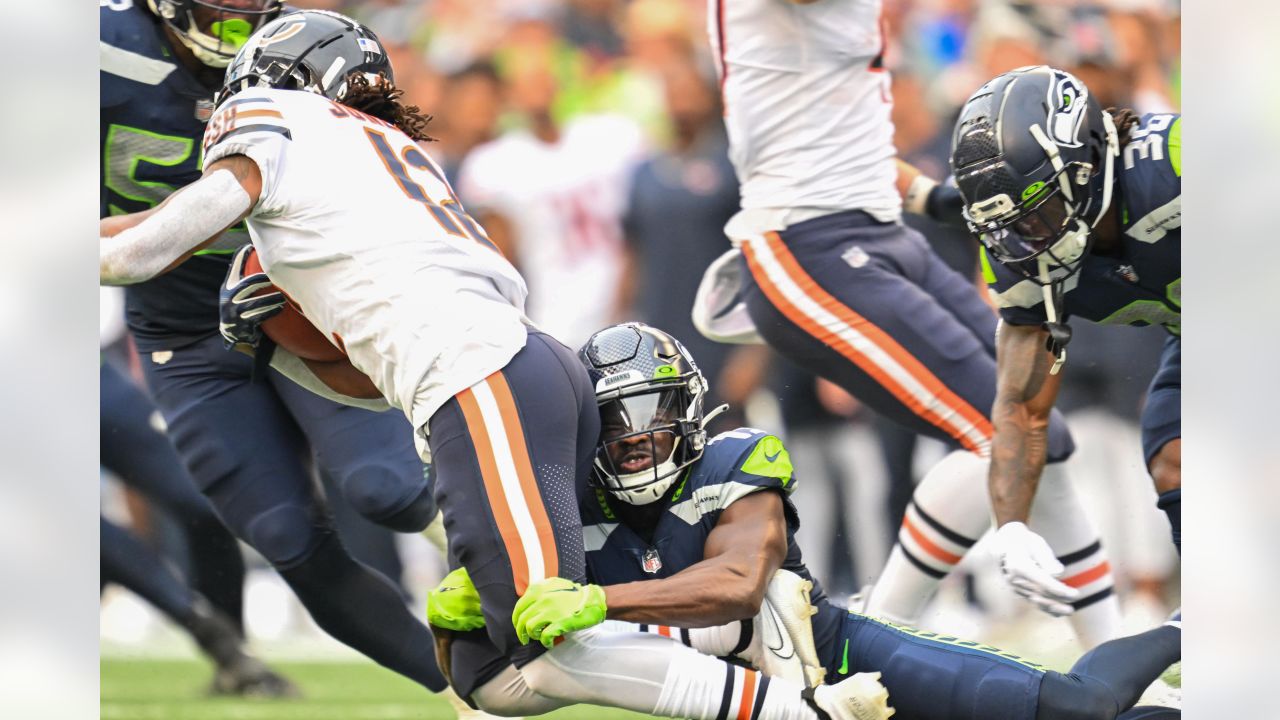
top-left (696, 0), bottom-right (1121, 645)
top-left (458, 52), bottom-right (645, 348)
top-left (100, 10), bottom-right (897, 720)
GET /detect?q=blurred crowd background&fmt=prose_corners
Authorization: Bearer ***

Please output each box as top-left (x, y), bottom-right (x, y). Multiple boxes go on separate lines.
top-left (102, 0), bottom-right (1181, 662)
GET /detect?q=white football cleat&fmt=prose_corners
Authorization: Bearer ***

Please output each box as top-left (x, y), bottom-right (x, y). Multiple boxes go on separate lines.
top-left (765, 568), bottom-right (827, 687)
top-left (740, 593), bottom-right (806, 684)
top-left (812, 671), bottom-right (895, 720)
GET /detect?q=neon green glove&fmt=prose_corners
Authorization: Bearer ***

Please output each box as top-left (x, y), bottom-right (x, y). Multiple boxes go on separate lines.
top-left (426, 567), bottom-right (486, 632)
top-left (512, 577), bottom-right (608, 648)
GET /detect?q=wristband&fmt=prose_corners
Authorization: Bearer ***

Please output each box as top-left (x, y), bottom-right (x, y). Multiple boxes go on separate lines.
top-left (903, 173), bottom-right (938, 216)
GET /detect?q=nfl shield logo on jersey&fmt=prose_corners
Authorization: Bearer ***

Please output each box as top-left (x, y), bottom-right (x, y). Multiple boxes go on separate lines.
top-left (642, 548), bottom-right (662, 574)
top-left (194, 99), bottom-right (215, 122)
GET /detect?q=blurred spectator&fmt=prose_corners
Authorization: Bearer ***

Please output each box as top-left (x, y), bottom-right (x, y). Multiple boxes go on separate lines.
top-left (616, 56), bottom-right (738, 412)
top-left (458, 27), bottom-right (646, 347)
top-left (431, 62), bottom-right (504, 182)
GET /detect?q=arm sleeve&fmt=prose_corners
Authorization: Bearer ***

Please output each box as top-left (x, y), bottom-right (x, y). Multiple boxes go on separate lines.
top-left (203, 93), bottom-right (292, 216)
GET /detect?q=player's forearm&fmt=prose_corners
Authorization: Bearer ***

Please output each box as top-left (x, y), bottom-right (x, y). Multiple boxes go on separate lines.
top-left (269, 347), bottom-right (391, 411)
top-left (988, 321), bottom-right (1061, 526)
top-left (603, 557), bottom-right (771, 627)
top-left (100, 169), bottom-right (250, 285)
top-left (988, 400), bottom-right (1050, 526)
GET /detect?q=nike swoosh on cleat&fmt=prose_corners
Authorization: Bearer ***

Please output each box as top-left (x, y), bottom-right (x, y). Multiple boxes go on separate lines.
top-left (763, 604), bottom-right (795, 658)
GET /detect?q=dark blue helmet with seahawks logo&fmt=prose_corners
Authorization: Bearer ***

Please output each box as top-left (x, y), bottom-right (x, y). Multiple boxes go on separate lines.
top-left (950, 65), bottom-right (1119, 285)
top-left (579, 323), bottom-right (714, 505)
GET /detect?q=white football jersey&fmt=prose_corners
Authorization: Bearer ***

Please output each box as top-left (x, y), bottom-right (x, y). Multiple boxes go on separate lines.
top-left (708, 0), bottom-right (901, 226)
top-left (458, 115), bottom-right (644, 348)
top-left (204, 88), bottom-right (530, 438)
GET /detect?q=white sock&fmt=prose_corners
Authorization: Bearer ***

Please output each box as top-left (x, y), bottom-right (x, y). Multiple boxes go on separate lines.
top-left (599, 618), bottom-right (749, 657)
top-left (519, 626), bottom-right (816, 720)
top-left (865, 450), bottom-right (990, 624)
top-left (1030, 463), bottom-right (1121, 648)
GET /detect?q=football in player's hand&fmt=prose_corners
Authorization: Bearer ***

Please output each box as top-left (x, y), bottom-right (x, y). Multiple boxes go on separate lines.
top-left (243, 250), bottom-right (347, 362)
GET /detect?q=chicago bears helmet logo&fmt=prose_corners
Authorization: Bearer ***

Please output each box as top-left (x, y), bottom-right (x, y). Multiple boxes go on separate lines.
top-left (1045, 69), bottom-right (1089, 148)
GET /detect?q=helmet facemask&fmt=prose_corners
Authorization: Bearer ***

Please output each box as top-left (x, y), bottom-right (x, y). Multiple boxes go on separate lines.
top-left (149, 0), bottom-right (281, 69)
top-left (593, 375), bottom-right (707, 506)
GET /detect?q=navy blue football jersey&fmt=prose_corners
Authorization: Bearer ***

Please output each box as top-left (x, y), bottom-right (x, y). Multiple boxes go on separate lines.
top-left (987, 113), bottom-right (1182, 336)
top-left (101, 1), bottom-right (248, 352)
top-left (580, 428), bottom-right (846, 662)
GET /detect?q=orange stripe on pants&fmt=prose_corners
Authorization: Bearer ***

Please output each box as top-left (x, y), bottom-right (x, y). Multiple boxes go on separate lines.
top-left (742, 232), bottom-right (993, 453)
top-left (487, 372), bottom-right (560, 583)
top-left (456, 383), bottom-right (531, 594)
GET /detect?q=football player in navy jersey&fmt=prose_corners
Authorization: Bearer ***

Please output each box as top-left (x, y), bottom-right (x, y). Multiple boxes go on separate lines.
top-left (100, 0), bottom-right (451, 694)
top-left (949, 66), bottom-right (1181, 595)
top-left (429, 323), bottom-right (1180, 720)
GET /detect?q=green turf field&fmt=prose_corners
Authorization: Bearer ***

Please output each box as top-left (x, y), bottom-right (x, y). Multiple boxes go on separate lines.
top-left (101, 658), bottom-right (659, 720)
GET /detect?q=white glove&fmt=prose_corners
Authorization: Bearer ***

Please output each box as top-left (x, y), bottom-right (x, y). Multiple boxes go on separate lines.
top-left (990, 522), bottom-right (1080, 616)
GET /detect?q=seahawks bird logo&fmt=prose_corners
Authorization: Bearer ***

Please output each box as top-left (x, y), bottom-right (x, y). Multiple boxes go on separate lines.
top-left (1045, 69), bottom-right (1089, 148)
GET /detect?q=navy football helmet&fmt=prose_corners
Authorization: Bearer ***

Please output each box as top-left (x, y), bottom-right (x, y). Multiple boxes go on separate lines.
top-left (579, 323), bottom-right (724, 505)
top-left (951, 66), bottom-right (1119, 285)
top-left (215, 10), bottom-right (393, 108)
top-left (146, 0), bottom-right (282, 69)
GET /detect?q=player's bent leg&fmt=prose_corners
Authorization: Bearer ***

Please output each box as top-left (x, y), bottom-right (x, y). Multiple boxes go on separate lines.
top-left (1037, 622), bottom-right (1181, 720)
top-left (272, 374), bottom-right (438, 533)
top-left (866, 450), bottom-right (988, 624)
top-left (520, 626), bottom-right (891, 720)
top-left (101, 360), bottom-right (248, 629)
top-left (142, 337), bottom-right (447, 691)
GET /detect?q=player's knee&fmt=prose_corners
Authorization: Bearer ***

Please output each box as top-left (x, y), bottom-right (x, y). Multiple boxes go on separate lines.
top-left (1037, 672), bottom-right (1118, 720)
top-left (245, 504), bottom-right (326, 569)
top-left (341, 462), bottom-right (434, 532)
top-left (1148, 439), bottom-right (1181, 494)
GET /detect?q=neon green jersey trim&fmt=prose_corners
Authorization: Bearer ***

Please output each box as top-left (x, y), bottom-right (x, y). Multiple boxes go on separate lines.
top-left (979, 248), bottom-right (996, 285)
top-left (1168, 117), bottom-right (1182, 177)
top-left (740, 435), bottom-right (793, 487)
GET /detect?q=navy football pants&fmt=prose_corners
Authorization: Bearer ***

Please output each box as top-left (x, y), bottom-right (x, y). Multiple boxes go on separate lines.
top-left (740, 211), bottom-right (1074, 460)
top-left (140, 334), bottom-right (444, 690)
top-left (828, 612), bottom-right (1180, 720)
top-left (100, 361), bottom-right (246, 628)
top-left (429, 331), bottom-right (600, 697)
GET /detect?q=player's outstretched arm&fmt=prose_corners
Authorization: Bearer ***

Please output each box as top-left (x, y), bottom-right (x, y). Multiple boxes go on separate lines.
top-left (988, 320), bottom-right (1082, 615)
top-left (99, 155), bottom-right (262, 285)
top-left (604, 490), bottom-right (788, 627)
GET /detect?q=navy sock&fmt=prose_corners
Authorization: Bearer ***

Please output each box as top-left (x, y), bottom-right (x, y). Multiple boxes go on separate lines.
top-left (1156, 489), bottom-right (1181, 554)
top-left (181, 514), bottom-right (247, 634)
top-left (279, 532), bottom-right (447, 692)
top-left (100, 517), bottom-right (196, 624)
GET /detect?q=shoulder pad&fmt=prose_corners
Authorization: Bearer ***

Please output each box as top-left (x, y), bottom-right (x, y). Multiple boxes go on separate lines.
top-left (101, 1), bottom-right (176, 93)
top-left (667, 429), bottom-right (793, 525)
